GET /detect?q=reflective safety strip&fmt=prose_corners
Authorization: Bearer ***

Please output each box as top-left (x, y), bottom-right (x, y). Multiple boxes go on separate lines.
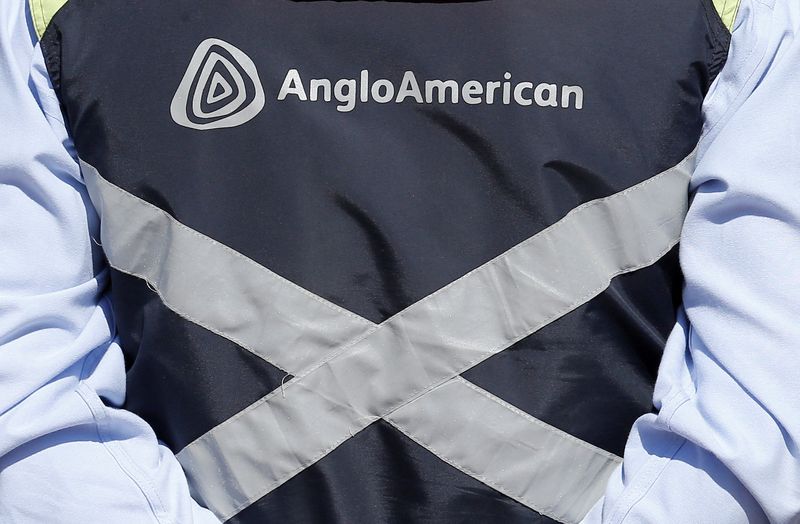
top-left (180, 377), bottom-right (622, 523)
top-left (172, 151), bottom-right (695, 521)
top-left (82, 162), bottom-right (619, 522)
top-left (81, 159), bottom-right (625, 521)
top-left (386, 377), bottom-right (622, 524)
top-left (83, 153), bottom-right (692, 521)
top-left (29, 0), bottom-right (69, 38)
top-left (81, 160), bottom-right (374, 375)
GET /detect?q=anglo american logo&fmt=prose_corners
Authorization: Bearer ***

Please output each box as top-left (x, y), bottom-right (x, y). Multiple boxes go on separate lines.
top-left (277, 69), bottom-right (584, 113)
top-left (171, 38), bottom-right (585, 130)
top-left (171, 39), bottom-right (265, 130)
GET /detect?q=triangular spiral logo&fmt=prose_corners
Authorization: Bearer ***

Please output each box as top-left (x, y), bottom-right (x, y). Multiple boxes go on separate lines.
top-left (170, 38), bottom-right (265, 130)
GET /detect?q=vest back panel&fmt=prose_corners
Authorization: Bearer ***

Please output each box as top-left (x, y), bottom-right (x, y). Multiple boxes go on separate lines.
top-left (41, 1), bottom-right (729, 521)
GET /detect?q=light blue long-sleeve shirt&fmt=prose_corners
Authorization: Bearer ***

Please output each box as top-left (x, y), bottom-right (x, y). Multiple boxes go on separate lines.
top-left (1, 0), bottom-right (798, 522)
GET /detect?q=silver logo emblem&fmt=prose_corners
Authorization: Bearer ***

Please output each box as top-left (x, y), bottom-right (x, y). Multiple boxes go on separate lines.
top-left (170, 38), bottom-right (265, 130)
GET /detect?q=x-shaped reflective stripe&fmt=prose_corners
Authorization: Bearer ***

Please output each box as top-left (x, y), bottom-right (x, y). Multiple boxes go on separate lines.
top-left (83, 152), bottom-right (693, 523)
top-left (177, 298), bottom-right (621, 524)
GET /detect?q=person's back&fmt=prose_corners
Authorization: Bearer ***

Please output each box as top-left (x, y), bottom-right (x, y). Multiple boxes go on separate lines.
top-left (2, 1), bottom-right (800, 523)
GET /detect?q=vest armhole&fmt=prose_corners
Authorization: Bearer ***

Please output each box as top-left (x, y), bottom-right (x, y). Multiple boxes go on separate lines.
top-left (700, 0), bottom-right (735, 86)
top-left (29, 0), bottom-right (69, 39)
top-left (711, 0), bottom-right (743, 32)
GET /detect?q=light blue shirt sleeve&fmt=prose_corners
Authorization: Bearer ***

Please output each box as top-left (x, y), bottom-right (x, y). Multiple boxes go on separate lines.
top-left (584, 0), bottom-right (800, 522)
top-left (0, 1), bottom-right (219, 522)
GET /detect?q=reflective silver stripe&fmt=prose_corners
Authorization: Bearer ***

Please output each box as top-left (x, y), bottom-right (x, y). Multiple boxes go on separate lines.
top-left (177, 151), bottom-right (694, 521)
top-left (183, 377), bottom-right (621, 523)
top-left (80, 158), bottom-right (619, 521)
top-left (386, 377), bottom-right (621, 524)
top-left (80, 160), bottom-right (374, 374)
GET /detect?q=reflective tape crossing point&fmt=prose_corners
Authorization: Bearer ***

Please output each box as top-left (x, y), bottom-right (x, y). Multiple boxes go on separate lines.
top-left (82, 151), bottom-right (694, 523)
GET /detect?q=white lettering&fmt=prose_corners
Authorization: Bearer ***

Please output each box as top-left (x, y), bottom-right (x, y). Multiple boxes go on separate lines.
top-left (395, 71), bottom-right (424, 104)
top-left (371, 79), bottom-right (395, 103)
top-left (561, 85), bottom-right (584, 110)
top-left (425, 80), bottom-right (459, 104)
top-left (309, 78), bottom-right (331, 102)
top-left (274, 69), bottom-right (584, 112)
top-left (485, 81), bottom-right (501, 105)
top-left (334, 79), bottom-right (357, 112)
top-left (534, 83), bottom-right (559, 107)
top-left (462, 80), bottom-right (484, 105)
top-left (277, 69), bottom-right (307, 101)
top-left (513, 82), bottom-right (533, 106)
top-left (360, 70), bottom-right (370, 103)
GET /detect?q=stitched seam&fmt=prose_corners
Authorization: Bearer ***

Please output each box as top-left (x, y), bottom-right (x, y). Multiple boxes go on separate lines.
top-left (88, 167), bottom-right (373, 376)
top-left (74, 383), bottom-right (171, 524)
top-left (33, 0), bottom-right (45, 38)
top-left (700, 0), bottom-right (730, 48)
top-left (698, 0), bottom-right (775, 157)
top-left (386, 418), bottom-right (577, 524)
top-left (452, 376), bottom-right (622, 463)
top-left (94, 154), bottom-right (689, 401)
top-left (275, 158), bottom-right (692, 385)
top-left (88, 159), bottom-right (689, 518)
top-left (661, 392), bottom-right (692, 430)
top-left (32, 47), bottom-right (70, 135)
top-left (107, 263), bottom-right (291, 375)
top-left (186, 213), bottom-right (685, 451)
top-left (183, 177), bottom-right (686, 518)
top-left (201, 233), bottom-right (683, 521)
top-left (698, 0), bottom-right (761, 132)
top-left (40, 107), bottom-right (65, 125)
top-left (73, 290), bottom-right (163, 523)
top-left (218, 415), bottom-right (381, 520)
top-left (180, 165), bottom-right (690, 447)
top-left (607, 437), bottom-right (689, 524)
top-left (383, 235), bottom-right (683, 419)
top-left (92, 171), bottom-right (372, 326)
top-left (722, 0), bottom-right (730, 27)
top-left (732, 0), bottom-right (742, 26)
